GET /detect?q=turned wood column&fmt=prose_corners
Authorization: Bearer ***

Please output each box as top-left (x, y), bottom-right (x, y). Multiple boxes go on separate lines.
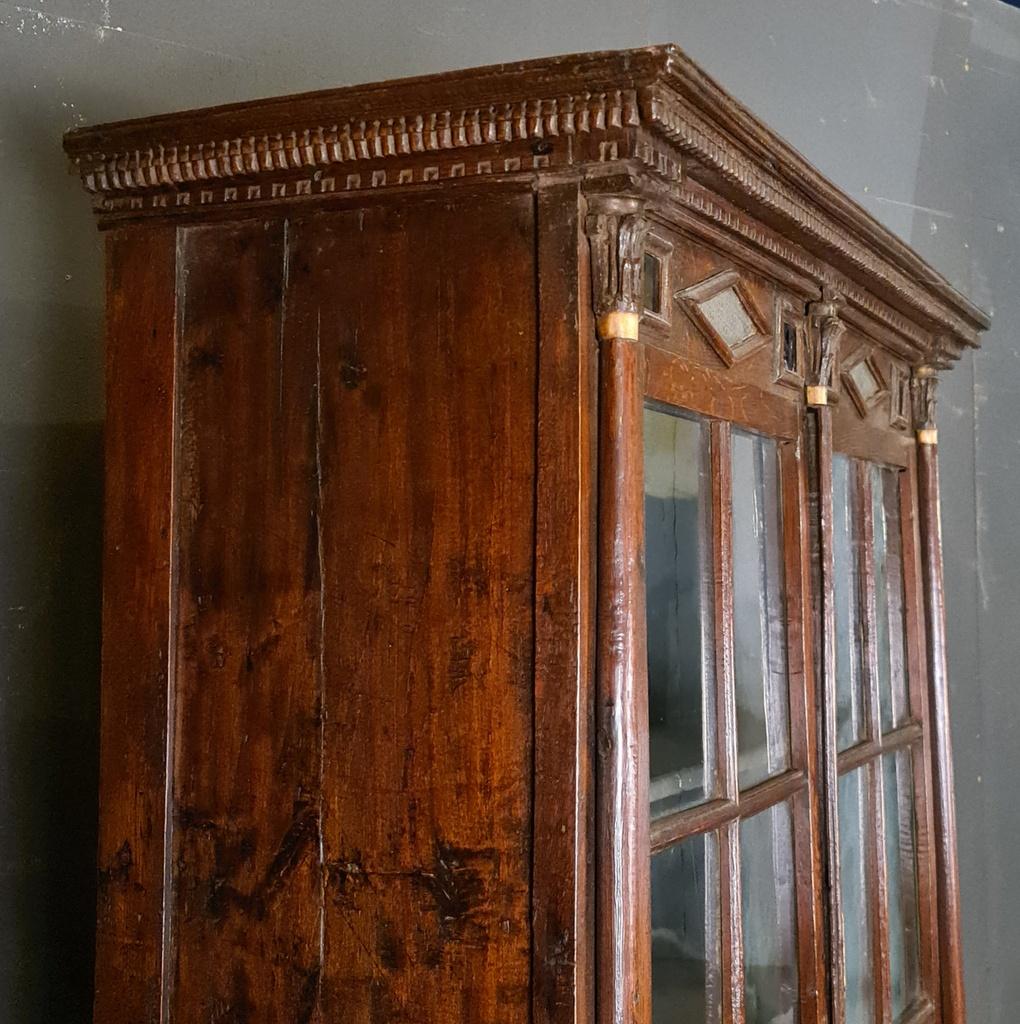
top-left (586, 193), bottom-right (651, 1024)
top-left (913, 364), bottom-right (967, 1024)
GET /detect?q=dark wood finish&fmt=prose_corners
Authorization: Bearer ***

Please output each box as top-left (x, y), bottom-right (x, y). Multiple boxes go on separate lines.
top-left (313, 196), bottom-right (538, 1021)
top-left (596, 333), bottom-right (650, 1024)
top-left (809, 405), bottom-right (848, 1024)
top-left (168, 218), bottom-right (325, 1020)
top-left (532, 182), bottom-right (597, 1024)
top-left (94, 226), bottom-right (177, 1024)
top-left (901, 457), bottom-right (943, 1017)
top-left (66, 45), bottom-right (988, 1024)
top-left (917, 442), bottom-right (967, 1024)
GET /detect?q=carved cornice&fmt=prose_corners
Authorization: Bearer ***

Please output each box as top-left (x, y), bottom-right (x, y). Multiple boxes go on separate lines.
top-left (69, 90), bottom-right (641, 195)
top-left (63, 44), bottom-right (989, 363)
top-left (641, 82), bottom-right (982, 353)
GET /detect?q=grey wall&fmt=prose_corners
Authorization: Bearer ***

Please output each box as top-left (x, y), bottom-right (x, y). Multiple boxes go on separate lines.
top-left (2, 0), bottom-right (1017, 1019)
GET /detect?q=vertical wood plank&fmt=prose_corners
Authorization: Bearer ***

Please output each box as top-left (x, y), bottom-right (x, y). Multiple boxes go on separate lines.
top-left (711, 421), bottom-right (743, 1024)
top-left (94, 226), bottom-right (177, 1024)
top-left (169, 219), bottom-right (324, 1021)
top-left (782, 439), bottom-right (828, 1024)
top-left (314, 194), bottom-right (537, 1023)
top-left (900, 458), bottom-right (942, 1017)
top-left (857, 465), bottom-right (894, 1024)
top-left (596, 334), bottom-right (650, 1024)
top-left (916, 443), bottom-right (967, 1024)
top-left (533, 183), bottom-right (597, 1024)
top-left (808, 406), bottom-right (847, 1024)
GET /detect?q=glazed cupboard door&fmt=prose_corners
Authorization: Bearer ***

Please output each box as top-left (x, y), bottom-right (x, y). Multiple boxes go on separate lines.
top-left (642, 386), bottom-right (825, 1024)
top-left (815, 407), bottom-right (942, 1024)
top-left (593, 326), bottom-right (827, 1024)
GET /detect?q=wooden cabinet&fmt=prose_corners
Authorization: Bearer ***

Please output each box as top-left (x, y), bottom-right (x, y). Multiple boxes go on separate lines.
top-left (64, 45), bottom-right (989, 1024)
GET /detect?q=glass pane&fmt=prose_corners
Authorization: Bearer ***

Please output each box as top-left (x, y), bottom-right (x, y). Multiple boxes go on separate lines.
top-left (652, 834), bottom-right (721, 1024)
top-left (732, 431), bottom-right (791, 790)
top-left (698, 287), bottom-right (756, 348)
top-left (833, 456), bottom-right (866, 750)
top-left (884, 752), bottom-right (922, 1020)
top-left (872, 467), bottom-right (910, 732)
top-left (645, 408), bottom-right (715, 818)
top-left (741, 801), bottom-right (798, 1024)
top-left (838, 767), bottom-right (875, 1024)
top-left (644, 252), bottom-right (663, 314)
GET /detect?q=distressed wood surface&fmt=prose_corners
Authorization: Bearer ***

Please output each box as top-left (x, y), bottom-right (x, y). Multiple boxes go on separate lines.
top-left (532, 182), bottom-right (597, 1024)
top-left (308, 194), bottom-right (537, 1023)
top-left (93, 226), bottom-right (177, 1024)
top-left (917, 442), bottom-right (967, 1024)
top-left (169, 219), bottom-right (324, 1020)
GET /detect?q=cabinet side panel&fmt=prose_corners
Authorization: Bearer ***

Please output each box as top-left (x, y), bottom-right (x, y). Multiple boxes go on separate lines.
top-left (169, 220), bottom-right (324, 1019)
top-left (532, 183), bottom-right (596, 1024)
top-left (311, 195), bottom-right (537, 1023)
top-left (94, 226), bottom-right (177, 1024)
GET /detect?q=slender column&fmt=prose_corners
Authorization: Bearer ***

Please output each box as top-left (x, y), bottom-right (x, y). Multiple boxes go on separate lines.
top-left (586, 194), bottom-right (651, 1024)
top-left (805, 286), bottom-right (847, 1024)
top-left (912, 364), bottom-right (967, 1024)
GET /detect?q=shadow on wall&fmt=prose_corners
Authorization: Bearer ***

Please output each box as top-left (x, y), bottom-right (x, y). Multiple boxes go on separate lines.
top-left (0, 422), bottom-right (102, 1017)
top-left (0, 78), bottom-right (105, 1021)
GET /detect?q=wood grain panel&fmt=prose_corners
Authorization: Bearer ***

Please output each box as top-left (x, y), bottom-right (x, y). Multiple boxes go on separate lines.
top-left (532, 182), bottom-right (597, 1024)
top-left (94, 226), bottom-right (177, 1024)
top-left (309, 194), bottom-right (537, 1023)
top-left (169, 219), bottom-right (324, 1020)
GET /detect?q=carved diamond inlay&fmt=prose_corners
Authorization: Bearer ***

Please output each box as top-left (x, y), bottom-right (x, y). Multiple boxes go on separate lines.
top-left (676, 269), bottom-right (769, 366)
top-left (842, 351), bottom-right (888, 418)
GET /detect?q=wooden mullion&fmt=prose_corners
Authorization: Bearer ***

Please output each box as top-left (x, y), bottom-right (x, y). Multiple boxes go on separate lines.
top-left (711, 420), bottom-right (743, 1024)
top-left (651, 799), bottom-right (737, 852)
top-left (721, 819), bottom-right (745, 1024)
top-left (916, 438), bottom-right (967, 1024)
top-left (712, 420), bottom-right (738, 802)
top-left (809, 405), bottom-right (846, 1024)
top-left (901, 453), bottom-right (942, 1018)
top-left (838, 724), bottom-right (923, 775)
top-left (871, 759), bottom-right (894, 1024)
top-left (785, 433), bottom-right (829, 1024)
top-left (858, 461), bottom-right (893, 1024)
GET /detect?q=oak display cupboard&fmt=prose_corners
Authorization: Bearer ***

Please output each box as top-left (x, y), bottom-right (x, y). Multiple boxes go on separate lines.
top-left (64, 46), bottom-right (989, 1024)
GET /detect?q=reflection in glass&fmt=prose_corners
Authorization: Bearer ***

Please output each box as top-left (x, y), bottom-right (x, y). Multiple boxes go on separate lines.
top-left (838, 767), bottom-right (875, 1024)
top-left (652, 834), bottom-right (721, 1024)
top-left (833, 456), bottom-right (866, 750)
top-left (732, 431), bottom-right (790, 791)
top-left (644, 407), bottom-right (714, 818)
top-left (884, 752), bottom-right (922, 1020)
top-left (741, 802), bottom-right (799, 1024)
top-left (872, 467), bottom-right (909, 733)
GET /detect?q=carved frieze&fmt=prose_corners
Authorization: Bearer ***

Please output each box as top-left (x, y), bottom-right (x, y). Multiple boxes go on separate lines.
top-left (63, 45), bottom-right (988, 366)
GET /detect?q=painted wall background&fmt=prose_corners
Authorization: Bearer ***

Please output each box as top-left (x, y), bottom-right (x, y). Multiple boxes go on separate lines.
top-left (1, 0), bottom-right (1017, 1018)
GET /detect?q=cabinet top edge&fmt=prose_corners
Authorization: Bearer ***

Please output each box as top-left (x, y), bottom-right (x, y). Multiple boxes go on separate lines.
top-left (62, 43), bottom-right (990, 349)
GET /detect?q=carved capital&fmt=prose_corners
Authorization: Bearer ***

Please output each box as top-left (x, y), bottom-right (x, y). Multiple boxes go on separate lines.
top-left (584, 194), bottom-right (649, 340)
top-left (805, 286), bottom-right (847, 404)
top-left (911, 365), bottom-right (939, 443)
